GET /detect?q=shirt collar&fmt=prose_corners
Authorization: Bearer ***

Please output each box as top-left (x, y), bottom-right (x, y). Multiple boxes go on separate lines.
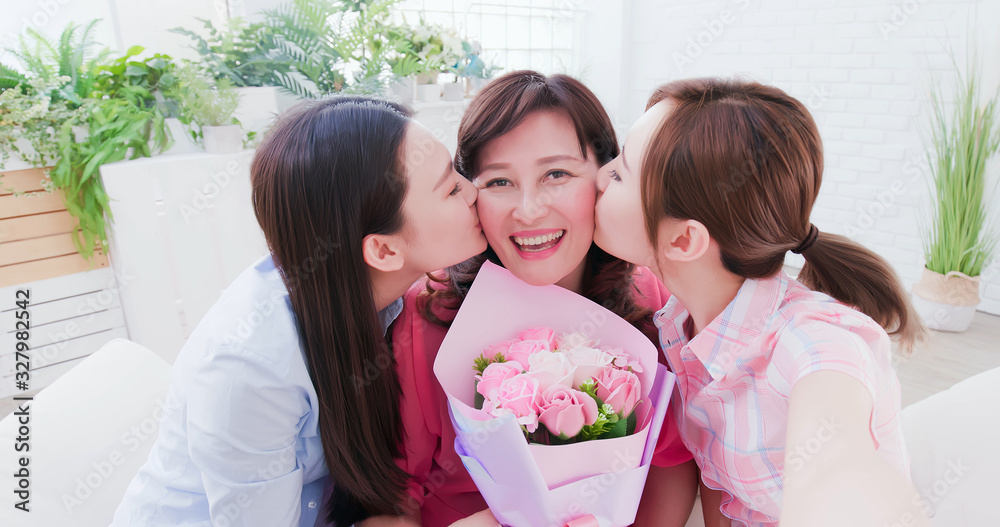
top-left (379, 297), bottom-right (404, 336)
top-left (654, 271), bottom-right (790, 380)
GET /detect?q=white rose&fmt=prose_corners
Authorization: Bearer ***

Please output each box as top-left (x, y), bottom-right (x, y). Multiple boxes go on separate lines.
top-left (526, 350), bottom-right (576, 390)
top-left (566, 345), bottom-right (614, 386)
top-left (565, 346), bottom-right (613, 367)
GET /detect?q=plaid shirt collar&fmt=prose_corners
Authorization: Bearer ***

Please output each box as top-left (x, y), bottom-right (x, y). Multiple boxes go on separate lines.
top-left (654, 272), bottom-right (790, 380)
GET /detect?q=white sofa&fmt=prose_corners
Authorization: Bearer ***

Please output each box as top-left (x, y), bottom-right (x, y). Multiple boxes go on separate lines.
top-left (901, 365), bottom-right (1000, 525)
top-left (0, 339), bottom-right (172, 527)
top-left (0, 338), bottom-right (994, 527)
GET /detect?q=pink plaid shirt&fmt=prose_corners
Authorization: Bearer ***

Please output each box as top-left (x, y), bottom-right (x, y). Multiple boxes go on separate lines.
top-left (654, 271), bottom-right (909, 526)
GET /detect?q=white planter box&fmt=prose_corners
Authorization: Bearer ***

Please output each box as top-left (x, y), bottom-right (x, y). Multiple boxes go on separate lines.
top-left (100, 151), bottom-right (267, 363)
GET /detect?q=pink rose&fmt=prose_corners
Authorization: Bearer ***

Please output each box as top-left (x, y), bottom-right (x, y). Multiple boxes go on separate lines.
top-left (607, 347), bottom-right (643, 373)
top-left (489, 373), bottom-right (542, 431)
top-left (476, 361), bottom-right (523, 401)
top-left (538, 384), bottom-right (599, 439)
top-left (517, 327), bottom-right (557, 350)
top-left (484, 340), bottom-right (516, 360)
top-left (596, 368), bottom-right (641, 417)
top-left (505, 339), bottom-right (549, 371)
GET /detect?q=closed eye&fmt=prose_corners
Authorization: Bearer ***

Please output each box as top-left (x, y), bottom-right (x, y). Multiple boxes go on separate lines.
top-left (609, 169), bottom-right (622, 182)
top-left (449, 181), bottom-right (463, 196)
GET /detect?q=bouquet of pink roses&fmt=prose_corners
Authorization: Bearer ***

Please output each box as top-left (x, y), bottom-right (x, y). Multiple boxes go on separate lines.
top-left (474, 328), bottom-right (644, 445)
top-left (435, 262), bottom-right (676, 527)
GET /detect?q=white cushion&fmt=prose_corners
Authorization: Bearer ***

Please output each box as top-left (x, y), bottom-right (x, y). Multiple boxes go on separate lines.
top-left (902, 366), bottom-right (1000, 526)
top-left (0, 339), bottom-right (171, 527)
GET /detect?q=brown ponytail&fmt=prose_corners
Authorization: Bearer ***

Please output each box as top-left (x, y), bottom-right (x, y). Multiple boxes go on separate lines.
top-left (641, 78), bottom-right (925, 352)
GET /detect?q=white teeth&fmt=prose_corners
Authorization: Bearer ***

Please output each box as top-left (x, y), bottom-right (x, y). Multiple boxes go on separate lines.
top-left (513, 230), bottom-right (565, 247)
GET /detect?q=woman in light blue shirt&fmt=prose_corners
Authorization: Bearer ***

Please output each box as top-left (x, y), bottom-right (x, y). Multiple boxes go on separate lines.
top-left (112, 97), bottom-right (488, 527)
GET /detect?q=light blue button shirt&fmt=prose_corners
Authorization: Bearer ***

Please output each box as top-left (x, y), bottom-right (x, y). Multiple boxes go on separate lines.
top-left (112, 254), bottom-right (403, 527)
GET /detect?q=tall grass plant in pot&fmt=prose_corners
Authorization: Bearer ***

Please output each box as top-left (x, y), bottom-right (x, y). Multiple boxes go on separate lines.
top-left (913, 60), bottom-right (1000, 332)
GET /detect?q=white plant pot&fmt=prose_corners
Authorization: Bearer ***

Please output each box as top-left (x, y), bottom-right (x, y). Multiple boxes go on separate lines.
top-left (202, 125), bottom-right (244, 155)
top-left (911, 293), bottom-right (978, 332)
top-left (911, 267), bottom-right (981, 332)
top-left (162, 118), bottom-right (202, 155)
top-left (417, 83), bottom-right (442, 103)
top-left (416, 72), bottom-right (439, 85)
top-left (390, 77), bottom-right (415, 105)
top-left (442, 82), bottom-right (464, 101)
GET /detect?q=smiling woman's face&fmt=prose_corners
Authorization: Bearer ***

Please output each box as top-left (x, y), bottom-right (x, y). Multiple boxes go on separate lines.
top-left (473, 110), bottom-right (599, 291)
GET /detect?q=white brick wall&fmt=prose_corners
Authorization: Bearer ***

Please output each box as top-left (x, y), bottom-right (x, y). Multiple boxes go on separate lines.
top-left (607, 0), bottom-right (1000, 314)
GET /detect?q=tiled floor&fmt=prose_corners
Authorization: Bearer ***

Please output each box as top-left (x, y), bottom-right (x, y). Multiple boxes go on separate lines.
top-left (1, 312), bottom-right (998, 420)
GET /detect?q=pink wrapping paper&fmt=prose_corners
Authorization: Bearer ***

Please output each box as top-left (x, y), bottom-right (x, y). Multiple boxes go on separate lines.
top-left (433, 262), bottom-right (676, 527)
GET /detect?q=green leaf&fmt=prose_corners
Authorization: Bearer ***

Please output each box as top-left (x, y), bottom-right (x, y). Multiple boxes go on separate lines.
top-left (604, 416), bottom-right (627, 439)
top-left (124, 65), bottom-right (146, 77)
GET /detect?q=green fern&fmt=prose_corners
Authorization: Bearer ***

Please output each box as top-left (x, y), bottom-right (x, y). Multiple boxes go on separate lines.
top-left (0, 64), bottom-right (27, 92)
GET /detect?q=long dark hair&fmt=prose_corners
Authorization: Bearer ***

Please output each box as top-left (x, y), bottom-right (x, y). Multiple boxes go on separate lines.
top-left (251, 96), bottom-right (412, 525)
top-left (424, 70), bottom-right (656, 338)
top-left (642, 78), bottom-right (925, 351)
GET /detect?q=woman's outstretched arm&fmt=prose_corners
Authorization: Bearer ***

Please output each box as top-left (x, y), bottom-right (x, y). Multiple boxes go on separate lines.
top-left (780, 371), bottom-right (929, 527)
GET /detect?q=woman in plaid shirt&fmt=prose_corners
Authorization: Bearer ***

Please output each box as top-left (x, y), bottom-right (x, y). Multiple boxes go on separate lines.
top-left (592, 78), bottom-right (928, 527)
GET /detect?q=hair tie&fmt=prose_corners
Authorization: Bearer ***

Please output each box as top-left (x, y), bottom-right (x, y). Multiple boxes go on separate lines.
top-left (791, 224), bottom-right (819, 254)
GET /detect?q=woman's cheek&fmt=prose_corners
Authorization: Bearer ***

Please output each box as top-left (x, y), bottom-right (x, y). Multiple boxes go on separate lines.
top-left (475, 195), bottom-right (507, 244)
top-left (564, 183), bottom-right (597, 227)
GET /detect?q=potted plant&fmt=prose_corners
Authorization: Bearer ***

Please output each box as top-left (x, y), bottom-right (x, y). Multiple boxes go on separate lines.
top-left (261, 0), bottom-right (401, 99)
top-left (172, 65), bottom-right (243, 154)
top-left (386, 25), bottom-right (426, 104)
top-left (171, 16), bottom-right (298, 134)
top-left (3, 21), bottom-right (173, 260)
top-left (400, 20), bottom-right (466, 102)
top-left (912, 61), bottom-right (999, 332)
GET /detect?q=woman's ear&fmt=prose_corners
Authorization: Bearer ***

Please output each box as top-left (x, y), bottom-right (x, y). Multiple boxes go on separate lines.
top-left (656, 218), bottom-right (711, 263)
top-left (362, 233), bottom-right (405, 272)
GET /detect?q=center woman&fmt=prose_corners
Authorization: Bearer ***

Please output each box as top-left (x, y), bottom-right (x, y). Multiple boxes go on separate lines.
top-left (392, 71), bottom-right (698, 526)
